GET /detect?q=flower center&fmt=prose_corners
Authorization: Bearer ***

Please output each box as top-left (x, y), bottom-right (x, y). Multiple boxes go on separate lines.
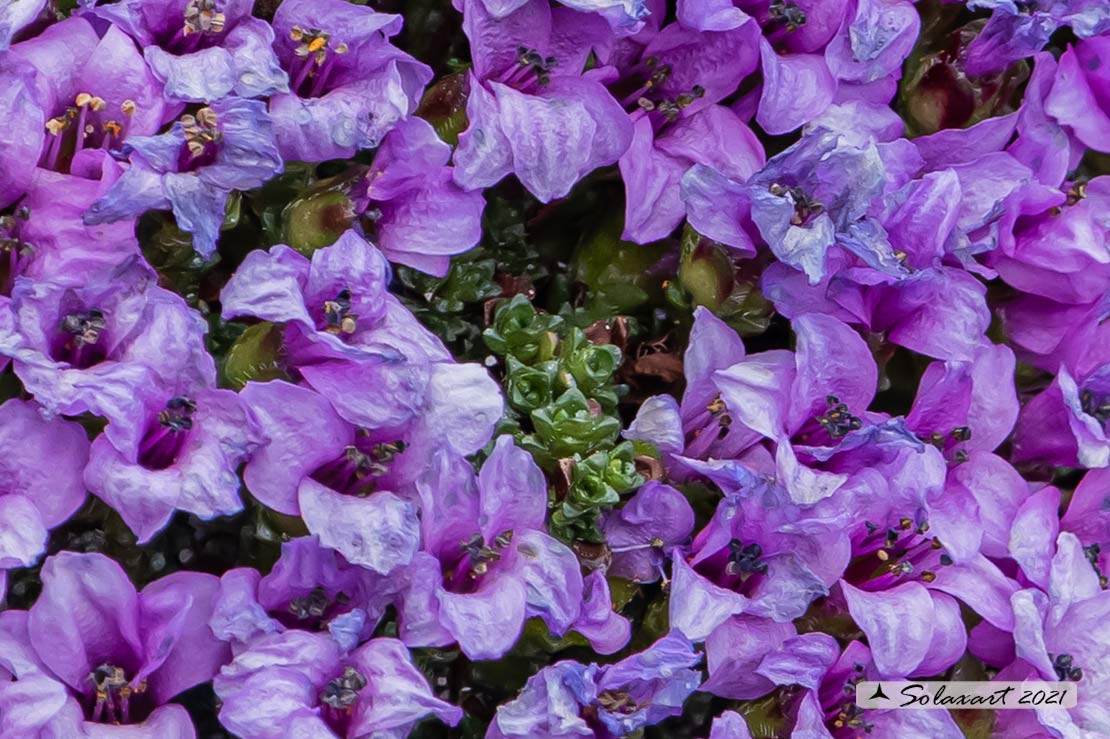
top-left (1083, 543), bottom-right (1109, 588)
top-left (597, 689), bottom-right (642, 715)
top-left (1080, 388), bottom-right (1110, 428)
top-left (288, 26), bottom-right (349, 98)
top-left (769, 183), bottom-right (825, 226)
top-left (138, 397), bottom-right (196, 470)
top-left (618, 56), bottom-right (705, 123)
top-left (87, 664), bottom-right (147, 725)
top-left (822, 663), bottom-right (874, 733)
top-left (323, 289), bottom-right (358, 335)
top-left (1051, 653), bottom-right (1083, 682)
top-left (184, 0), bottom-right (226, 36)
top-left (54, 308), bottom-right (108, 368)
top-left (40, 93), bottom-right (136, 174)
top-left (165, 0), bottom-right (226, 53)
top-left (726, 539), bottom-right (768, 577)
top-left (816, 395), bottom-right (863, 439)
top-left (310, 441), bottom-right (407, 497)
top-left (847, 517), bottom-right (953, 588)
top-left (0, 207), bottom-right (33, 295)
top-left (769, 0), bottom-right (808, 31)
top-left (444, 531), bottom-right (514, 594)
top-left (178, 108), bottom-right (221, 171)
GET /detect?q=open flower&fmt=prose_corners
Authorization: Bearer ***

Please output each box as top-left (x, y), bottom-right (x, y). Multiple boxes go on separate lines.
top-left (83, 382), bottom-right (265, 543)
top-left (1, 551), bottom-right (229, 735)
top-left (86, 0), bottom-right (288, 102)
top-left (214, 631), bottom-right (462, 739)
top-left (267, 0), bottom-right (431, 162)
top-left (84, 97), bottom-right (283, 257)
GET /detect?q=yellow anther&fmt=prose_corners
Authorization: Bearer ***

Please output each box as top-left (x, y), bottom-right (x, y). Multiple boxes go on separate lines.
top-left (75, 92), bottom-right (93, 107)
top-left (45, 117), bottom-right (68, 135)
top-left (334, 42), bottom-right (348, 54)
top-left (290, 26), bottom-right (305, 41)
top-left (876, 549), bottom-right (889, 561)
top-left (121, 100), bottom-right (136, 115)
top-left (308, 36), bottom-right (327, 53)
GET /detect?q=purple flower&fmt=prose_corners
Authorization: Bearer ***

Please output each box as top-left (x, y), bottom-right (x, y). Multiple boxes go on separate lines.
top-left (782, 640), bottom-right (965, 737)
top-left (397, 436), bottom-right (589, 659)
top-left (214, 631), bottom-right (462, 738)
top-left (991, 177), bottom-right (1110, 306)
top-left (487, 631), bottom-right (702, 738)
top-left (268, 0), bottom-right (432, 162)
top-left (622, 103), bottom-right (764, 244)
top-left (984, 532), bottom-right (1110, 737)
top-left (4, 157), bottom-right (144, 294)
top-left (1013, 362), bottom-right (1110, 469)
top-left (0, 53), bottom-right (41, 209)
top-left (701, 614), bottom-right (839, 699)
top-left (351, 116), bottom-right (485, 275)
top-left (906, 341), bottom-right (1019, 456)
top-left (453, 0), bottom-right (633, 203)
top-left (2, 551), bottom-right (229, 734)
top-left (211, 535), bottom-right (400, 649)
top-left (603, 480), bottom-right (695, 582)
top-left (87, 0), bottom-right (288, 102)
top-left (478, 0), bottom-right (649, 34)
top-left (0, 400), bottom-right (89, 579)
top-left (83, 383), bottom-right (265, 543)
top-left (84, 97), bottom-right (284, 257)
top-left (747, 128), bottom-right (901, 284)
top-left (0, 259), bottom-right (215, 430)
top-left (221, 230), bottom-right (503, 431)
top-left (240, 380), bottom-right (423, 574)
top-left (964, 0), bottom-right (1110, 76)
top-left (9, 17), bottom-right (169, 181)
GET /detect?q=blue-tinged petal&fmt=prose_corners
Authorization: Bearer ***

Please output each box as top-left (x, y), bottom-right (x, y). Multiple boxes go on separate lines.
top-left (145, 46), bottom-right (236, 103)
top-left (162, 172), bottom-right (229, 258)
top-left (681, 165), bottom-right (757, 251)
top-left (0, 495), bottom-right (48, 569)
top-left (297, 481), bottom-right (420, 574)
top-left (0, 0), bottom-right (46, 49)
top-left (506, 530), bottom-right (584, 635)
top-left (669, 553), bottom-right (747, 641)
top-left (757, 39), bottom-right (836, 136)
top-left (824, 0), bottom-right (919, 83)
top-left (453, 76), bottom-right (514, 191)
top-left (676, 0), bottom-right (750, 30)
top-left (226, 18), bottom-right (289, 98)
top-left (437, 575), bottom-right (527, 660)
top-left (83, 165), bottom-right (171, 226)
top-left (219, 245), bottom-right (313, 326)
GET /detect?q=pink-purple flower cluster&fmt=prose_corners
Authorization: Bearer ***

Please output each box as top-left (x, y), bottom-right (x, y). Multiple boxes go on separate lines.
top-left (0, 0), bottom-right (1108, 736)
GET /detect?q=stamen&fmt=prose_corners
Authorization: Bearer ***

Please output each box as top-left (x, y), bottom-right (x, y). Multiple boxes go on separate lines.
top-left (157, 396), bottom-right (197, 432)
top-left (183, 0), bottom-right (226, 36)
top-left (181, 107), bottom-right (221, 160)
top-left (769, 183), bottom-right (825, 227)
top-left (1051, 653), bottom-right (1084, 682)
top-left (61, 309), bottom-right (106, 347)
top-left (320, 666), bottom-right (367, 710)
top-left (725, 539), bottom-right (768, 577)
top-left (289, 586), bottom-right (331, 620)
top-left (323, 289), bottom-right (358, 334)
top-left (815, 395), bottom-right (862, 438)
